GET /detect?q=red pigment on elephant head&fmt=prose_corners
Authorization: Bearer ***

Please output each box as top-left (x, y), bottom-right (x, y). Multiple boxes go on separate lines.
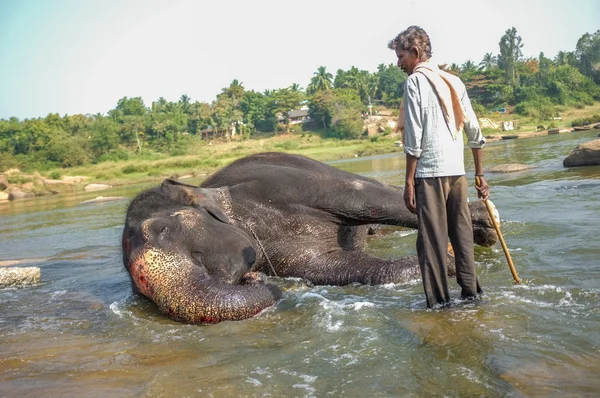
top-left (130, 252), bottom-right (153, 297)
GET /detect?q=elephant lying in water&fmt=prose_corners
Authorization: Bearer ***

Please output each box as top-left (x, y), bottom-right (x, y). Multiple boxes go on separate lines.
top-left (122, 152), bottom-right (498, 324)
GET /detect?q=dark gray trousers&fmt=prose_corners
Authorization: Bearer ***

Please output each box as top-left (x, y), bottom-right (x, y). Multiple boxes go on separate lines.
top-left (414, 175), bottom-right (482, 308)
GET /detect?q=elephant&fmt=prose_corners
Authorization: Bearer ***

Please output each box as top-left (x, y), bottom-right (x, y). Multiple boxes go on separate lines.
top-left (122, 152), bottom-right (498, 324)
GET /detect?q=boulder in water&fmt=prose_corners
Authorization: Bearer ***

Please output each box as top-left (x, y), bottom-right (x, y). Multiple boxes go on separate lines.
top-left (0, 267), bottom-right (41, 287)
top-left (563, 138), bottom-right (600, 167)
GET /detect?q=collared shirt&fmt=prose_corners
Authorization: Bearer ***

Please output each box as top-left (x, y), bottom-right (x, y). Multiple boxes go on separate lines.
top-left (403, 71), bottom-right (485, 178)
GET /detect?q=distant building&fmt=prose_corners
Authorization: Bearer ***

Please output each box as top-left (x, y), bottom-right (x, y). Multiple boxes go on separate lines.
top-left (287, 109), bottom-right (311, 125)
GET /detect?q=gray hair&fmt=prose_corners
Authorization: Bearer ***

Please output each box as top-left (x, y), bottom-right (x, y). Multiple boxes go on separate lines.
top-left (388, 25), bottom-right (432, 59)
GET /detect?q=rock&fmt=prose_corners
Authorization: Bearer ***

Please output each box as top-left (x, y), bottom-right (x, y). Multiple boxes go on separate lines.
top-left (84, 183), bottom-right (111, 191)
top-left (21, 182), bottom-right (34, 191)
top-left (43, 178), bottom-right (74, 185)
top-left (366, 124), bottom-right (378, 137)
top-left (0, 175), bottom-right (8, 190)
top-left (79, 196), bottom-right (126, 204)
top-left (8, 189), bottom-right (35, 200)
top-left (487, 164), bottom-right (536, 173)
top-left (0, 267), bottom-right (41, 287)
top-left (563, 138), bottom-right (600, 167)
top-left (62, 175), bottom-right (90, 183)
top-left (0, 192), bottom-right (8, 201)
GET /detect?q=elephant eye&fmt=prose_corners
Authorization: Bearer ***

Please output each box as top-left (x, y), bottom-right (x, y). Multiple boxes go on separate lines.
top-left (159, 225), bottom-right (169, 239)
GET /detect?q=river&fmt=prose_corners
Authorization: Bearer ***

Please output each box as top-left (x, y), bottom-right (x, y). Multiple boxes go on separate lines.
top-left (1, 130), bottom-right (599, 397)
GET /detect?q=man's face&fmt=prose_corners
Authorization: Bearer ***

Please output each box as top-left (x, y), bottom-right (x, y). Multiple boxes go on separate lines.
top-left (395, 47), bottom-right (419, 75)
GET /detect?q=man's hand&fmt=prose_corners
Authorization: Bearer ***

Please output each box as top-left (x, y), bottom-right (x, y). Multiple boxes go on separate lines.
top-left (475, 176), bottom-right (490, 201)
top-left (404, 182), bottom-right (417, 214)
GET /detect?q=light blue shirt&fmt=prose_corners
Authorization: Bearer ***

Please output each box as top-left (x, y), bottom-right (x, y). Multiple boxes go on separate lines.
top-left (403, 72), bottom-right (485, 178)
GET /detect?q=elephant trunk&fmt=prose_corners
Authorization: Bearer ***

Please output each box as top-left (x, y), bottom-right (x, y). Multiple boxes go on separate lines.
top-left (129, 247), bottom-right (281, 324)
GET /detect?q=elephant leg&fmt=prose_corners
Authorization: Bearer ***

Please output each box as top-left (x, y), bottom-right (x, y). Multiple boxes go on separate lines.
top-left (281, 251), bottom-right (420, 286)
top-left (272, 250), bottom-right (457, 286)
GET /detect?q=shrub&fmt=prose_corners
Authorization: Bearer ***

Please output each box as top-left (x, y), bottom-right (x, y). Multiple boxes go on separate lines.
top-left (49, 171), bottom-right (61, 180)
top-left (330, 105), bottom-right (364, 139)
top-left (122, 163), bottom-right (149, 174)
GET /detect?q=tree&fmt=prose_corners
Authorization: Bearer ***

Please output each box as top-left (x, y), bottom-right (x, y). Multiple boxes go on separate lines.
top-left (270, 88), bottom-right (304, 133)
top-left (376, 63), bottom-right (407, 107)
top-left (307, 66), bottom-right (333, 94)
top-left (113, 96), bottom-right (147, 117)
top-left (89, 116), bottom-right (118, 156)
top-left (179, 94), bottom-right (191, 114)
top-left (575, 30), bottom-right (600, 84)
top-left (308, 88), bottom-right (362, 131)
top-left (498, 27), bottom-right (524, 99)
top-left (240, 91), bottom-right (270, 133)
top-left (479, 53), bottom-right (498, 71)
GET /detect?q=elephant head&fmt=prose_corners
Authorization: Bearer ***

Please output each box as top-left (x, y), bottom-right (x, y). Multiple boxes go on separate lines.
top-left (122, 179), bottom-right (281, 324)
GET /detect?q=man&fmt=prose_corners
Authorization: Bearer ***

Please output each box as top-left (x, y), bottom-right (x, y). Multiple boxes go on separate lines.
top-left (388, 26), bottom-right (490, 308)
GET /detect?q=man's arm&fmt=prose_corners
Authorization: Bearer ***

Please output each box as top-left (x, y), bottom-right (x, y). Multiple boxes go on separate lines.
top-left (404, 154), bottom-right (418, 214)
top-left (471, 148), bottom-right (489, 200)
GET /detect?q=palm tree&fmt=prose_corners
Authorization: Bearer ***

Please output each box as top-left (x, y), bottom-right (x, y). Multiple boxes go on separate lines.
top-left (479, 53), bottom-right (498, 71)
top-left (449, 63), bottom-right (461, 73)
top-left (554, 51), bottom-right (571, 66)
top-left (179, 94), bottom-right (191, 114)
top-left (461, 60), bottom-right (477, 74)
top-left (290, 83), bottom-right (303, 92)
top-left (307, 66), bottom-right (333, 94)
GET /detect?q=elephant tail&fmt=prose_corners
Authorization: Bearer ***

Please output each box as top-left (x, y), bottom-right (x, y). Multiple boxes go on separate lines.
top-left (129, 247), bottom-right (281, 324)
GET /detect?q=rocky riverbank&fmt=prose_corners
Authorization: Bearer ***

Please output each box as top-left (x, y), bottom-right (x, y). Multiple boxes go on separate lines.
top-left (0, 171), bottom-right (112, 202)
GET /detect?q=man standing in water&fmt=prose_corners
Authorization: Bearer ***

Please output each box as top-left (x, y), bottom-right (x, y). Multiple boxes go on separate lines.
top-left (389, 26), bottom-right (489, 308)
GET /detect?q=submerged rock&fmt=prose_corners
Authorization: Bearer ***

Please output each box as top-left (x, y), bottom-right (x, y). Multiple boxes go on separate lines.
top-left (487, 164), bottom-right (536, 173)
top-left (0, 267), bottom-right (41, 287)
top-left (79, 196), bottom-right (126, 204)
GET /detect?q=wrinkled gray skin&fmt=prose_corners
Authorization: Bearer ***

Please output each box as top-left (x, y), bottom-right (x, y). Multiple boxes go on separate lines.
top-left (123, 152), bottom-right (497, 324)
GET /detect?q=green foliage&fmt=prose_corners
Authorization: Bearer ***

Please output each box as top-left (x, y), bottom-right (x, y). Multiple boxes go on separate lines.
top-left (330, 105), bottom-right (364, 139)
top-left (274, 140), bottom-right (299, 150)
top-left (97, 149), bottom-right (130, 163)
top-left (514, 97), bottom-right (555, 120)
top-left (8, 174), bottom-right (33, 184)
top-left (571, 114), bottom-right (600, 127)
top-left (575, 30), bottom-right (600, 84)
top-left (376, 63), bottom-right (407, 107)
top-left (122, 163), bottom-right (149, 174)
top-left (49, 170), bottom-right (61, 180)
top-left (43, 134), bottom-right (90, 167)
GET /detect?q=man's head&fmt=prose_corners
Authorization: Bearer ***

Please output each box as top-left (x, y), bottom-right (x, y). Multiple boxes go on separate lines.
top-left (388, 26), bottom-right (432, 75)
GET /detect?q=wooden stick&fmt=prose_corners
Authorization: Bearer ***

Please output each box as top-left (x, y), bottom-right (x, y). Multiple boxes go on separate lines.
top-left (476, 176), bottom-right (521, 284)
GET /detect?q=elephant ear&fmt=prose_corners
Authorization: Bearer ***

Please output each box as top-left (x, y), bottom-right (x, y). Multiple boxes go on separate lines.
top-left (160, 179), bottom-right (230, 223)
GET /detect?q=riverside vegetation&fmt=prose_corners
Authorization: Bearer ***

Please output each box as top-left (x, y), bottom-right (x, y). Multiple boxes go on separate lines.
top-left (1, 28), bottom-right (599, 196)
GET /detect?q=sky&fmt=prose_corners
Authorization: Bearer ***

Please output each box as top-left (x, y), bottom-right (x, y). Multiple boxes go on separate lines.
top-left (0, 0), bottom-right (598, 120)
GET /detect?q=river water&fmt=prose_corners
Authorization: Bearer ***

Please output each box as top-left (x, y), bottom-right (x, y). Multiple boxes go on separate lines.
top-left (1, 130), bottom-right (599, 397)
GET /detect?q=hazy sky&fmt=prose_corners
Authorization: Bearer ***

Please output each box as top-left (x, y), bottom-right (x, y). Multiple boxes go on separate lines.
top-left (1, 0), bottom-right (598, 120)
